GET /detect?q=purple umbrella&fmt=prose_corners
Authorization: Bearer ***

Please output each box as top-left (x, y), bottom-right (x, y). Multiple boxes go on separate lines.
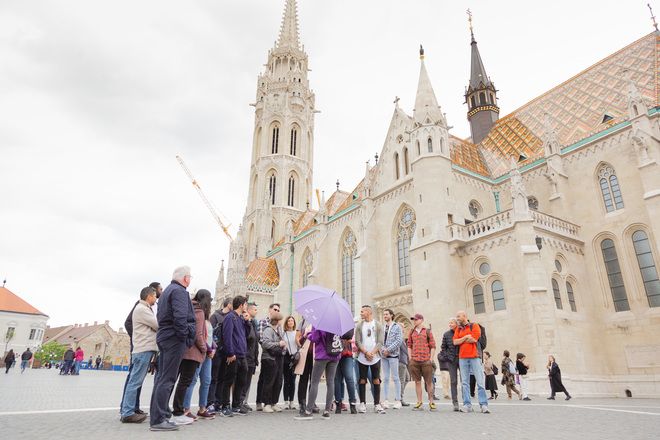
top-left (294, 285), bottom-right (355, 336)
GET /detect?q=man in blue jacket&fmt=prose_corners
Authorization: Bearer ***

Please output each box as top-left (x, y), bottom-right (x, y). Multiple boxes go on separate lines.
top-left (149, 266), bottom-right (196, 431)
top-left (219, 295), bottom-right (248, 417)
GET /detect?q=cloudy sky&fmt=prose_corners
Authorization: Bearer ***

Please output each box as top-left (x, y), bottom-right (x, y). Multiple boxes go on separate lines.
top-left (0, 0), bottom-right (653, 329)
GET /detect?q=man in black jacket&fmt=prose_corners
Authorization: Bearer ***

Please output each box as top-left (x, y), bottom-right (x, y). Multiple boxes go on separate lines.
top-left (240, 302), bottom-right (259, 411)
top-left (207, 297), bottom-right (232, 413)
top-left (149, 268), bottom-right (195, 431)
top-left (438, 318), bottom-right (460, 411)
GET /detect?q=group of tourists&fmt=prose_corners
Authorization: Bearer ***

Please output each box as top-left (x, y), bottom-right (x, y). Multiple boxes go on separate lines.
top-left (116, 265), bottom-right (571, 432)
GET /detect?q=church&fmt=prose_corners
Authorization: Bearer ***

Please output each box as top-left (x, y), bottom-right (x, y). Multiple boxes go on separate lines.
top-left (221, 0), bottom-right (660, 397)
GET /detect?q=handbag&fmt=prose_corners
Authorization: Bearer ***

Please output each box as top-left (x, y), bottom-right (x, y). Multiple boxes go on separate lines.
top-left (492, 364), bottom-right (499, 376)
top-left (285, 332), bottom-right (301, 368)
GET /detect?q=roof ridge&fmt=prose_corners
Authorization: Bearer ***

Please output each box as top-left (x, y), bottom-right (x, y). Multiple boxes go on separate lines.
top-left (506, 32), bottom-right (657, 116)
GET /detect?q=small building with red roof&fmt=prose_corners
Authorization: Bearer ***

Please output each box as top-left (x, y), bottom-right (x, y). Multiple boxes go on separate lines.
top-left (1, 286), bottom-right (49, 358)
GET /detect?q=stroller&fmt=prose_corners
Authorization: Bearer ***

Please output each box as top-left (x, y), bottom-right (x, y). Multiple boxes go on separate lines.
top-left (59, 360), bottom-right (75, 375)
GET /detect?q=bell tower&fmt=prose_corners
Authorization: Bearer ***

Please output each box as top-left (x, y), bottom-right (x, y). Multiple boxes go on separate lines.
top-left (242, 0), bottom-right (316, 260)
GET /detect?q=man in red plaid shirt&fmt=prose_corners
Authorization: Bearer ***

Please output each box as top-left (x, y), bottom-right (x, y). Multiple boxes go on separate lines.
top-left (407, 313), bottom-right (436, 411)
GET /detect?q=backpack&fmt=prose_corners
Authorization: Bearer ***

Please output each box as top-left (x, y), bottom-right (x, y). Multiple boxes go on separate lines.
top-left (468, 323), bottom-right (487, 355)
top-left (211, 310), bottom-right (227, 352)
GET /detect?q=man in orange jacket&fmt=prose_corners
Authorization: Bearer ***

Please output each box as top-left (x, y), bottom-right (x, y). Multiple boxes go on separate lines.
top-left (453, 310), bottom-right (489, 414)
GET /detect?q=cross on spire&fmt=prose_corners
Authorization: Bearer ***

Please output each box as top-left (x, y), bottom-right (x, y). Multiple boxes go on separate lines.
top-left (648, 3), bottom-right (659, 32)
top-left (467, 8), bottom-right (475, 41)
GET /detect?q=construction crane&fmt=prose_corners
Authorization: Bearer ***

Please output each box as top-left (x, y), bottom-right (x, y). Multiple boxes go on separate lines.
top-left (176, 155), bottom-right (233, 242)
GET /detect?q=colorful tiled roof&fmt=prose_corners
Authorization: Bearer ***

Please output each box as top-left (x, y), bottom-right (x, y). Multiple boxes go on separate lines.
top-left (245, 257), bottom-right (280, 289)
top-left (0, 287), bottom-right (47, 316)
top-left (449, 135), bottom-right (491, 176)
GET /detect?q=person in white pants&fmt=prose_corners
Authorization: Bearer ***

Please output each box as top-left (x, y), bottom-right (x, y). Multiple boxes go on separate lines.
top-left (516, 353), bottom-right (532, 401)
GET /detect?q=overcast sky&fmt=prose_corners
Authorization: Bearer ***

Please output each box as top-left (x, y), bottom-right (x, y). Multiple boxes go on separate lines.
top-left (0, 0), bottom-right (654, 329)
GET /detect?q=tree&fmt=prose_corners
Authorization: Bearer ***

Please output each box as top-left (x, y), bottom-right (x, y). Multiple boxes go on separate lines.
top-left (34, 341), bottom-right (67, 366)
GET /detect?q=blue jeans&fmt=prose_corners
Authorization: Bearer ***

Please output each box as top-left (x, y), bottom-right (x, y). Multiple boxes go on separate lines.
top-left (334, 356), bottom-right (357, 404)
top-left (184, 357), bottom-right (212, 409)
top-left (459, 358), bottom-right (488, 407)
top-left (74, 360), bottom-right (81, 374)
top-left (381, 357), bottom-right (401, 401)
top-left (121, 351), bottom-right (155, 418)
top-left (20, 360), bottom-right (29, 372)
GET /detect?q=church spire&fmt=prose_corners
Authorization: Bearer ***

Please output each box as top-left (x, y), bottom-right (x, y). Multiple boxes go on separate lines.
top-left (276, 0), bottom-right (301, 50)
top-left (413, 45), bottom-right (445, 126)
top-left (464, 9), bottom-right (499, 144)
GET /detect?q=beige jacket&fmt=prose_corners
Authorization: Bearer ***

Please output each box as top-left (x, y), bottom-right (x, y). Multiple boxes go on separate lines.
top-left (132, 300), bottom-right (158, 354)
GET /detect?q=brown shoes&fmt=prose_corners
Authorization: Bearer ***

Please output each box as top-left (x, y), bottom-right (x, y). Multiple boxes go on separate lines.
top-left (121, 413), bottom-right (147, 423)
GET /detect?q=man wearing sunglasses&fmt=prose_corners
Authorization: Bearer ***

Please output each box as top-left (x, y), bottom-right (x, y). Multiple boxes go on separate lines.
top-left (355, 305), bottom-right (386, 414)
top-left (255, 303), bottom-right (281, 411)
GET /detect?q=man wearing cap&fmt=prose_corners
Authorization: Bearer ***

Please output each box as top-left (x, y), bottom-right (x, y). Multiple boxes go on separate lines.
top-left (407, 313), bottom-right (436, 411)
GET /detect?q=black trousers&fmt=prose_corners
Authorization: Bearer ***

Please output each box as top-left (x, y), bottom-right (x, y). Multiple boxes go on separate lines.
top-left (358, 361), bottom-right (381, 405)
top-left (172, 359), bottom-right (200, 416)
top-left (221, 356), bottom-right (248, 409)
top-left (207, 354), bottom-right (226, 407)
top-left (261, 357), bottom-right (283, 405)
top-left (149, 340), bottom-right (185, 426)
top-left (256, 361), bottom-right (265, 404)
top-left (297, 350), bottom-right (314, 408)
top-left (282, 354), bottom-right (296, 402)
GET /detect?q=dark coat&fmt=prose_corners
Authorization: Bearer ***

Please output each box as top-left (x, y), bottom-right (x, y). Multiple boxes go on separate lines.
top-left (4, 351), bottom-right (15, 364)
top-left (156, 280), bottom-right (196, 347)
top-left (21, 350), bottom-right (32, 361)
top-left (222, 311), bottom-right (247, 358)
top-left (245, 318), bottom-right (259, 369)
top-left (438, 329), bottom-right (459, 369)
top-left (63, 348), bottom-right (74, 361)
top-left (124, 300), bottom-right (139, 339)
top-left (549, 362), bottom-right (567, 393)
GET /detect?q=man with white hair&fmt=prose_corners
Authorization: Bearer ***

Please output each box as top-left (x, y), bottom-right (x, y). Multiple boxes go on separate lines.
top-left (149, 266), bottom-right (196, 431)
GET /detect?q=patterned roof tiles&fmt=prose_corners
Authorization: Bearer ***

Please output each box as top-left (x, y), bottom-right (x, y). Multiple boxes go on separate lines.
top-left (245, 257), bottom-right (280, 287)
top-left (449, 135), bottom-right (491, 176)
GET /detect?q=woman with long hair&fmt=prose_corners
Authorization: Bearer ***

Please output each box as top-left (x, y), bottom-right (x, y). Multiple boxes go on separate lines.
top-left (501, 350), bottom-right (521, 400)
top-left (282, 316), bottom-right (299, 409)
top-left (181, 289), bottom-right (216, 420)
top-left (261, 312), bottom-right (285, 413)
top-left (547, 355), bottom-right (571, 400)
top-left (483, 351), bottom-right (498, 400)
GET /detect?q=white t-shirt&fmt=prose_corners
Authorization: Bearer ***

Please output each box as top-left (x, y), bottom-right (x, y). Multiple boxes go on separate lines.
top-left (358, 320), bottom-right (380, 365)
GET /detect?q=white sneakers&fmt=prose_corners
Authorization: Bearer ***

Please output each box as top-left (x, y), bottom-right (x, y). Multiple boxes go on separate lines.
top-left (273, 404), bottom-right (283, 412)
top-left (263, 405), bottom-right (274, 413)
top-left (170, 415), bottom-right (193, 425)
top-left (392, 400), bottom-right (402, 409)
top-left (357, 403), bottom-right (367, 413)
top-left (374, 404), bottom-right (386, 414)
top-left (381, 400), bottom-right (390, 409)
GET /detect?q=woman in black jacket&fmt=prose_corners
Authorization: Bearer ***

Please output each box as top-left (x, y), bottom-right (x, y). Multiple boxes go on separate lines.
top-left (4, 349), bottom-right (15, 373)
top-left (547, 355), bottom-right (571, 400)
top-left (437, 318), bottom-right (459, 411)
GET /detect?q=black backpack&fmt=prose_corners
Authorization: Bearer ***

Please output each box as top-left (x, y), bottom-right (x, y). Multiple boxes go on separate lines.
top-left (468, 323), bottom-right (487, 355)
top-left (211, 310), bottom-right (227, 352)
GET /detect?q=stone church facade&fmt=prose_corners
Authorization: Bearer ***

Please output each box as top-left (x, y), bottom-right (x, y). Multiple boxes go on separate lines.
top-left (223, 0), bottom-right (660, 397)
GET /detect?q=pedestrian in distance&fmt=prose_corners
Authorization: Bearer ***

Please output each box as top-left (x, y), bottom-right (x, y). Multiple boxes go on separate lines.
top-left (74, 346), bottom-right (84, 375)
top-left (483, 351), bottom-right (498, 400)
top-left (407, 313), bottom-right (437, 411)
top-left (547, 355), bottom-right (571, 401)
top-left (282, 315), bottom-right (299, 410)
top-left (295, 327), bottom-right (342, 420)
top-left (120, 286), bottom-right (158, 424)
top-left (453, 310), bottom-right (490, 413)
top-left (62, 347), bottom-right (74, 375)
top-left (438, 317), bottom-right (460, 411)
top-left (516, 352), bottom-right (532, 401)
top-left (4, 349), bottom-right (15, 373)
top-left (95, 355), bottom-right (102, 370)
top-left (355, 304), bottom-right (386, 414)
top-left (149, 266), bottom-right (196, 432)
top-left (380, 309), bottom-right (403, 410)
top-left (501, 350), bottom-right (522, 400)
top-left (20, 348), bottom-right (33, 373)
top-left (181, 289), bottom-right (216, 421)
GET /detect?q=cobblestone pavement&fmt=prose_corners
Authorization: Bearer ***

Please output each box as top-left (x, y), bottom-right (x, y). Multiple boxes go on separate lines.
top-left (1, 369), bottom-right (658, 439)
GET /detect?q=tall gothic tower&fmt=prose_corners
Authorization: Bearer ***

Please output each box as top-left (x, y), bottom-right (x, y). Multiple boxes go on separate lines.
top-left (242, 0), bottom-right (316, 260)
top-left (464, 24), bottom-right (499, 144)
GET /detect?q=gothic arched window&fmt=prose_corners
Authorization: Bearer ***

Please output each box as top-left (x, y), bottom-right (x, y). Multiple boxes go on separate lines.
top-left (271, 125), bottom-right (280, 154)
top-left (416, 140), bottom-right (421, 156)
top-left (552, 278), bottom-right (562, 310)
top-left (403, 148), bottom-right (410, 175)
top-left (302, 248), bottom-right (313, 287)
top-left (290, 127), bottom-right (298, 156)
top-left (632, 230), bottom-right (660, 307)
top-left (473, 284), bottom-right (485, 314)
top-left (600, 238), bottom-right (630, 311)
top-left (396, 207), bottom-right (416, 286)
top-left (597, 164), bottom-right (624, 212)
top-left (341, 229), bottom-right (357, 315)
top-left (492, 280), bottom-right (506, 311)
top-left (287, 175), bottom-right (295, 207)
top-left (427, 137), bottom-right (433, 153)
top-left (566, 281), bottom-right (577, 312)
top-left (268, 173), bottom-right (277, 205)
top-left (394, 153), bottom-right (400, 180)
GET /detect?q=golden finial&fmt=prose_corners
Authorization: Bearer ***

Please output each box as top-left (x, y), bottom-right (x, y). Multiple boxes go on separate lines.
top-left (648, 3), bottom-right (659, 32)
